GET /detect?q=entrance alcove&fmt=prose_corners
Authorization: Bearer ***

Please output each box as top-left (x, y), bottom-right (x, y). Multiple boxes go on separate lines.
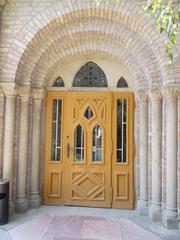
top-left (0, 0), bottom-right (179, 229)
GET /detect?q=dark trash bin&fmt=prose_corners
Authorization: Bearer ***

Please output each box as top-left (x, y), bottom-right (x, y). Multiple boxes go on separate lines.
top-left (0, 179), bottom-right (9, 225)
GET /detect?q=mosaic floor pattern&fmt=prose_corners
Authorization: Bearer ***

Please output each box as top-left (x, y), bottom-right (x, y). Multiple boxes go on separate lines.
top-left (9, 215), bottom-right (161, 240)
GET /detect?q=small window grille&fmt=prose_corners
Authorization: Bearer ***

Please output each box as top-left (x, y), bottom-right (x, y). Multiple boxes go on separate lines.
top-left (117, 77), bottom-right (128, 88)
top-left (52, 77), bottom-right (65, 87)
top-left (73, 61), bottom-right (108, 87)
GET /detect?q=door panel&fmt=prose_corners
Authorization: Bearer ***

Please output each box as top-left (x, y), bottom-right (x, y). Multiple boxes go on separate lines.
top-left (44, 91), bottom-right (134, 209)
top-left (64, 92), bottom-right (112, 207)
top-left (112, 93), bottom-right (134, 209)
top-left (44, 92), bottom-right (66, 205)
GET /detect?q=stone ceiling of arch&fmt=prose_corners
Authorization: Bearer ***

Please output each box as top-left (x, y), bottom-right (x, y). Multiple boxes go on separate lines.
top-left (1, 0), bottom-right (174, 89)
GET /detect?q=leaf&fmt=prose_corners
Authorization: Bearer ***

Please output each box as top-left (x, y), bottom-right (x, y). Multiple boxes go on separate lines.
top-left (168, 33), bottom-right (176, 44)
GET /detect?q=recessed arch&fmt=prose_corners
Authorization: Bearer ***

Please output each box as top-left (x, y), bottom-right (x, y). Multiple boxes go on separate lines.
top-left (1, 0), bottom-right (176, 90)
top-left (72, 61), bottom-right (108, 88)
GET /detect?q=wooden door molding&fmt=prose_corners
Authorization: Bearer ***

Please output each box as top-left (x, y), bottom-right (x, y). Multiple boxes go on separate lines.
top-left (43, 91), bottom-right (66, 205)
top-left (43, 91), bottom-right (135, 209)
top-left (112, 92), bottom-right (135, 209)
top-left (64, 92), bottom-right (112, 208)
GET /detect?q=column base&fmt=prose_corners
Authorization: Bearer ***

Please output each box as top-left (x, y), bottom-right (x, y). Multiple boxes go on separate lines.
top-left (30, 193), bottom-right (41, 208)
top-left (149, 204), bottom-right (162, 222)
top-left (137, 199), bottom-right (149, 216)
top-left (162, 210), bottom-right (178, 229)
top-left (15, 197), bottom-right (29, 213)
top-left (9, 198), bottom-right (15, 216)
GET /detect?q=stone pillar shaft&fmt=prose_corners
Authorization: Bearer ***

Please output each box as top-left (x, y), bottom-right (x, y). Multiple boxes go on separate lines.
top-left (137, 93), bottom-right (148, 215)
top-left (16, 87), bottom-right (30, 213)
top-left (1, 83), bottom-right (17, 213)
top-left (3, 96), bottom-right (15, 193)
top-left (30, 89), bottom-right (45, 208)
top-left (149, 91), bottom-right (162, 221)
top-left (163, 88), bottom-right (179, 229)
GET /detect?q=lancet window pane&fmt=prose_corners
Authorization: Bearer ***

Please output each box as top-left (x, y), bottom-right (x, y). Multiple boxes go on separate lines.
top-left (117, 77), bottom-right (128, 88)
top-left (52, 77), bottom-right (65, 87)
top-left (84, 107), bottom-right (93, 120)
top-left (74, 125), bottom-right (84, 162)
top-left (117, 99), bottom-right (127, 163)
top-left (73, 61), bottom-right (108, 87)
top-left (92, 125), bottom-right (103, 162)
top-left (51, 99), bottom-right (62, 161)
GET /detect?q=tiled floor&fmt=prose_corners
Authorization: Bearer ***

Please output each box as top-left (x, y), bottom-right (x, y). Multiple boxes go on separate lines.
top-left (0, 206), bottom-right (180, 240)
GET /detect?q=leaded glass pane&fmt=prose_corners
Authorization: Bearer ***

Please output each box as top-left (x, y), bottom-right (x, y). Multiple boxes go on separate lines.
top-left (92, 125), bottom-right (103, 162)
top-left (74, 125), bottom-right (84, 162)
top-left (73, 61), bottom-right (108, 87)
top-left (117, 99), bottom-right (127, 163)
top-left (117, 77), bottom-right (128, 88)
top-left (84, 107), bottom-right (93, 120)
top-left (51, 99), bottom-right (62, 161)
top-left (53, 77), bottom-right (65, 87)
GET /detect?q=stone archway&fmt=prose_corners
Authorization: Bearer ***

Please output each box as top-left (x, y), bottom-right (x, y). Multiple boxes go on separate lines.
top-left (0, 0), bottom-right (179, 229)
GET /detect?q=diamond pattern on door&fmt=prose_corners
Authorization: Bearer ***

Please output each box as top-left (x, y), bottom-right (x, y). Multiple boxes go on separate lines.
top-left (72, 172), bottom-right (104, 200)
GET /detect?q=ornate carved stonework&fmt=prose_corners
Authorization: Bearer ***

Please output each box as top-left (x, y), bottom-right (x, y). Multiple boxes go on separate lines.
top-left (0, 83), bottom-right (17, 97)
top-left (163, 87), bottom-right (180, 98)
top-left (17, 86), bottom-right (31, 98)
top-left (149, 89), bottom-right (162, 101)
top-left (136, 92), bottom-right (148, 103)
top-left (32, 89), bottom-right (46, 100)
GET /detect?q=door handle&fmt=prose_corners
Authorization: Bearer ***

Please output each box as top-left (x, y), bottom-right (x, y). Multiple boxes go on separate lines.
top-left (67, 143), bottom-right (70, 158)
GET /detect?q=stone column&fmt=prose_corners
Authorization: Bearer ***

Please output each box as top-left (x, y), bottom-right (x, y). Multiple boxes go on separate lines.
top-left (30, 89), bottom-right (45, 208)
top-left (137, 92), bottom-right (149, 215)
top-left (15, 86), bottom-right (30, 213)
top-left (163, 88), bottom-right (179, 229)
top-left (149, 90), bottom-right (162, 221)
top-left (0, 89), bottom-right (4, 178)
top-left (1, 83), bottom-right (16, 212)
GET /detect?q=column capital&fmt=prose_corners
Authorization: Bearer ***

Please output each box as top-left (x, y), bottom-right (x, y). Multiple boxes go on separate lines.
top-left (0, 83), bottom-right (17, 97)
top-left (163, 87), bottom-right (180, 98)
top-left (32, 89), bottom-right (46, 100)
top-left (136, 92), bottom-right (148, 103)
top-left (17, 86), bottom-right (31, 99)
top-left (149, 89), bottom-right (162, 101)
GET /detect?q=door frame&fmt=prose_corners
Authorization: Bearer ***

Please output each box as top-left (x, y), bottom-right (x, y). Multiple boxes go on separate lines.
top-left (43, 90), bottom-right (135, 209)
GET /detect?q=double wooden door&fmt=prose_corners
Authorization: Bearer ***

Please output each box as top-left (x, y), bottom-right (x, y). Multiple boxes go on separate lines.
top-left (44, 91), bottom-right (134, 209)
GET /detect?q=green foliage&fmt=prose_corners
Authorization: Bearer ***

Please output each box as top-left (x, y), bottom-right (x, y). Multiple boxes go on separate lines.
top-left (142, 0), bottom-right (180, 66)
top-left (95, 0), bottom-right (180, 66)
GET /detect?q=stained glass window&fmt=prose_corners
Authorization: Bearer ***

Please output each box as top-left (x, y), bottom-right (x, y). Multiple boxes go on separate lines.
top-left (53, 77), bottom-right (65, 87)
top-left (117, 77), bottom-right (128, 88)
top-left (73, 61), bottom-right (108, 87)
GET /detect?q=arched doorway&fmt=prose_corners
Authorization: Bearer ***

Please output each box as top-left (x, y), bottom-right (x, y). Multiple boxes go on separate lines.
top-left (43, 62), bottom-right (135, 209)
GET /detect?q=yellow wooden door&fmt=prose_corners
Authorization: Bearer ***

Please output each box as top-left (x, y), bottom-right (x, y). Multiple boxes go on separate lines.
top-left (43, 91), bottom-right (134, 209)
top-left (112, 93), bottom-right (134, 209)
top-left (44, 92), bottom-right (66, 205)
top-left (64, 92), bottom-right (112, 208)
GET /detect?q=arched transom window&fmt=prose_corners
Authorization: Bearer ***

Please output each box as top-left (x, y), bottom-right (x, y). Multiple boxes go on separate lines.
top-left (117, 77), bottom-right (128, 88)
top-left (73, 61), bottom-right (108, 87)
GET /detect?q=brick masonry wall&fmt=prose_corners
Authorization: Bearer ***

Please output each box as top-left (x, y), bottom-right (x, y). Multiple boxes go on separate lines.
top-left (0, 0), bottom-right (179, 222)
